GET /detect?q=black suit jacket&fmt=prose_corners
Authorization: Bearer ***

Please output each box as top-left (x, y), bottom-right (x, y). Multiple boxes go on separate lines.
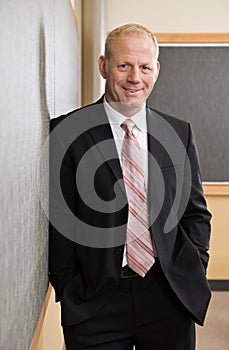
top-left (49, 97), bottom-right (211, 327)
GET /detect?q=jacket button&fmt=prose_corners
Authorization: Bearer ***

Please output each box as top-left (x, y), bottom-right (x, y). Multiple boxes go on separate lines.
top-left (116, 247), bottom-right (123, 255)
top-left (109, 282), bottom-right (116, 289)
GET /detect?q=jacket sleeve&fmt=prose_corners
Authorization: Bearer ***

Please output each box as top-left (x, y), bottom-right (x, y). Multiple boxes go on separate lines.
top-left (180, 124), bottom-right (212, 271)
top-left (49, 117), bottom-right (77, 302)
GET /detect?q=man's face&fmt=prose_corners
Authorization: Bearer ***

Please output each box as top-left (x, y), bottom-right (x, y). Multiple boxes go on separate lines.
top-left (99, 33), bottom-right (160, 117)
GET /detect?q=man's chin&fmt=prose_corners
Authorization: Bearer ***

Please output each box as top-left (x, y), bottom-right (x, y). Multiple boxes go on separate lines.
top-left (110, 100), bottom-right (143, 117)
top-left (117, 101), bottom-right (144, 115)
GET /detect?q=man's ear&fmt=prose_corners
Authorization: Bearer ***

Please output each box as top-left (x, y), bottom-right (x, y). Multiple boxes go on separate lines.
top-left (155, 61), bottom-right (160, 81)
top-left (98, 55), bottom-right (107, 79)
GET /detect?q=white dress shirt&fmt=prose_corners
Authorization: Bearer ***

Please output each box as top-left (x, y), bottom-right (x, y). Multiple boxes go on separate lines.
top-left (103, 98), bottom-right (149, 266)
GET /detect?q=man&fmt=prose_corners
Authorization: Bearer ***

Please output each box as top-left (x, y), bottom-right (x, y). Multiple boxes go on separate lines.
top-left (49, 24), bottom-right (211, 350)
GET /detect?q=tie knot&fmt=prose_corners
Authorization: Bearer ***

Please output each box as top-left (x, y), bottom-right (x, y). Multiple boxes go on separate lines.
top-left (121, 119), bottom-right (135, 134)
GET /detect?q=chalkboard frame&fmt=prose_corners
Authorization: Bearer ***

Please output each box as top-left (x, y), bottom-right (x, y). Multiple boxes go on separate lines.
top-left (154, 33), bottom-right (229, 196)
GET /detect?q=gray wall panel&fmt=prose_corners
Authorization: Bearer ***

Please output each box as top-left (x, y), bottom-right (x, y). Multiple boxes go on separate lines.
top-left (147, 46), bottom-right (229, 182)
top-left (0, 1), bottom-right (80, 349)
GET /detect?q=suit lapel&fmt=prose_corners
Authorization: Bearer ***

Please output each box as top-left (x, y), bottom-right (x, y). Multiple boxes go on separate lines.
top-left (86, 101), bottom-right (124, 188)
top-left (146, 107), bottom-right (165, 169)
top-left (146, 108), bottom-right (166, 223)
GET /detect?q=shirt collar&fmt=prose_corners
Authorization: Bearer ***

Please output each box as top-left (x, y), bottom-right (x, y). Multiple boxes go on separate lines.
top-left (104, 97), bottom-right (147, 132)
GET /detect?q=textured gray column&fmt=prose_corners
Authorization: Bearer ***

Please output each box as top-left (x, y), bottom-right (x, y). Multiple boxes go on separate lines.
top-left (0, 1), bottom-right (81, 349)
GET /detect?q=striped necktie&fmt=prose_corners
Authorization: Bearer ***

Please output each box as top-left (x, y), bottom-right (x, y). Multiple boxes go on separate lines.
top-left (121, 119), bottom-right (155, 277)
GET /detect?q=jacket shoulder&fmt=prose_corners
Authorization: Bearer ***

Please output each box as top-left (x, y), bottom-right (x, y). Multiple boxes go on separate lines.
top-left (50, 98), bottom-right (104, 131)
top-left (148, 107), bottom-right (190, 129)
top-left (148, 107), bottom-right (191, 141)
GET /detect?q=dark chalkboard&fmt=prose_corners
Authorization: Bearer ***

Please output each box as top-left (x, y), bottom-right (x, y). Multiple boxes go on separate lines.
top-left (147, 45), bottom-right (229, 182)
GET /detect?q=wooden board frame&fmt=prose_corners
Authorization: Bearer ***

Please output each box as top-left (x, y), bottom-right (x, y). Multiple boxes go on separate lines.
top-left (155, 33), bottom-right (229, 195)
top-left (156, 33), bottom-right (229, 44)
top-left (203, 184), bottom-right (229, 196)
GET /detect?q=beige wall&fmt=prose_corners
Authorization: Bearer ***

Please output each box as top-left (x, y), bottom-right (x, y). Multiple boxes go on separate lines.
top-left (106, 0), bottom-right (229, 33)
top-left (82, 0), bottom-right (106, 105)
top-left (206, 195), bottom-right (229, 279)
top-left (36, 289), bottom-right (64, 350)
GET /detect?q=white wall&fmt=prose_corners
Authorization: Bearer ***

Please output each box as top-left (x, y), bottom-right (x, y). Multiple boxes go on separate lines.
top-left (106, 0), bottom-right (229, 33)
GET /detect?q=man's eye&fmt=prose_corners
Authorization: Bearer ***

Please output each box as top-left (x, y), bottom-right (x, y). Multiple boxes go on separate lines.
top-left (141, 65), bottom-right (149, 70)
top-left (119, 64), bottom-right (128, 69)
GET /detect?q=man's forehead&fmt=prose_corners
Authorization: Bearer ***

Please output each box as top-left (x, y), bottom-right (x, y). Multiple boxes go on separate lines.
top-left (112, 32), bottom-right (153, 44)
top-left (110, 35), bottom-right (156, 60)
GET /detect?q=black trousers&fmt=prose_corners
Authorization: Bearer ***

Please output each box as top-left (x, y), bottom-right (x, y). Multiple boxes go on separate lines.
top-left (63, 261), bottom-right (195, 350)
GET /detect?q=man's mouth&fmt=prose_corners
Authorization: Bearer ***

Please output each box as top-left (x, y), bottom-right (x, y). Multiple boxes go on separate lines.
top-left (123, 87), bottom-right (141, 93)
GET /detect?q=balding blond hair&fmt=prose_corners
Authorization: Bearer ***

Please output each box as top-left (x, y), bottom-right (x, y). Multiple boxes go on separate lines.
top-left (104, 23), bottom-right (159, 61)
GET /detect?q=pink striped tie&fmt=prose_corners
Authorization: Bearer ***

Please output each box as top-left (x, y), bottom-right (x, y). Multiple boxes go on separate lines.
top-left (121, 119), bottom-right (155, 277)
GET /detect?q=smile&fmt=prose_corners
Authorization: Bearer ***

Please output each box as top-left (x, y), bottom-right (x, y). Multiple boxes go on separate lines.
top-left (123, 87), bottom-right (142, 93)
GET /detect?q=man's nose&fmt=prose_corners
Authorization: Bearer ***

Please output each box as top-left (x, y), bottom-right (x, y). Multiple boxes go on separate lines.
top-left (127, 67), bottom-right (141, 83)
